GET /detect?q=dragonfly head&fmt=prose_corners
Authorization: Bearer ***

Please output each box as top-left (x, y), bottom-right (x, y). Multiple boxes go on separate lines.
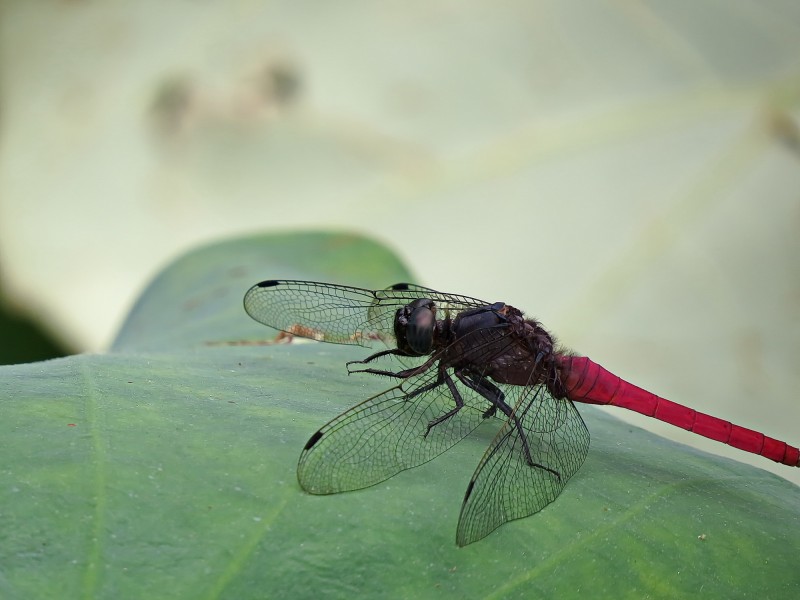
top-left (395, 298), bottom-right (436, 356)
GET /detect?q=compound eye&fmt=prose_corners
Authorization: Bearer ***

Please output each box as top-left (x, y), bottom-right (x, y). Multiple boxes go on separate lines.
top-left (406, 306), bottom-right (435, 355)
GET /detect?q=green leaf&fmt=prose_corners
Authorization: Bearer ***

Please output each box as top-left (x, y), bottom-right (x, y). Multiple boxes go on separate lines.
top-left (2, 231), bottom-right (798, 599)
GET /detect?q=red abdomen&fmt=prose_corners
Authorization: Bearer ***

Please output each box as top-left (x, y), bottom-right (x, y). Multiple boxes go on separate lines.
top-left (556, 355), bottom-right (800, 467)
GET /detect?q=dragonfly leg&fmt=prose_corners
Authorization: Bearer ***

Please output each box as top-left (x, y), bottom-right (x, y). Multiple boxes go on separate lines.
top-left (348, 348), bottom-right (406, 364)
top-left (454, 373), bottom-right (505, 419)
top-left (400, 369), bottom-right (446, 402)
top-left (422, 369), bottom-right (466, 438)
top-left (457, 372), bottom-right (561, 480)
top-left (455, 372), bottom-right (511, 415)
top-left (346, 348), bottom-right (409, 367)
top-left (347, 353), bottom-right (438, 379)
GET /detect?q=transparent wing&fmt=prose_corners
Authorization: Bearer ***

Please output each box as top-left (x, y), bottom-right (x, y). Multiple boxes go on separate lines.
top-left (456, 386), bottom-right (589, 546)
top-left (243, 279), bottom-right (489, 348)
top-left (297, 364), bottom-right (497, 494)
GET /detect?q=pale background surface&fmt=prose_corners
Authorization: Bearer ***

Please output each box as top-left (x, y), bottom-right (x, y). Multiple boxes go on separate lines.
top-left (2, 1), bottom-right (799, 483)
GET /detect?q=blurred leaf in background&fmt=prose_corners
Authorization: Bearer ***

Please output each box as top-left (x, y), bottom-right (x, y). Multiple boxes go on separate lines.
top-left (0, 269), bottom-right (72, 365)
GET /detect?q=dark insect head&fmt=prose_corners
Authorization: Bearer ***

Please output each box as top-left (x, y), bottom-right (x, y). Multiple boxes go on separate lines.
top-left (395, 298), bottom-right (436, 356)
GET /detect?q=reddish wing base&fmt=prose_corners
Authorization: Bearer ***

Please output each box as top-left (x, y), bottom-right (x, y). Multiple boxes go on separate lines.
top-left (557, 355), bottom-right (800, 468)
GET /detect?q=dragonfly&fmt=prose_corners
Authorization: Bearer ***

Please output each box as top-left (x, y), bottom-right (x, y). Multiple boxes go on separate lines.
top-left (243, 280), bottom-right (800, 546)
